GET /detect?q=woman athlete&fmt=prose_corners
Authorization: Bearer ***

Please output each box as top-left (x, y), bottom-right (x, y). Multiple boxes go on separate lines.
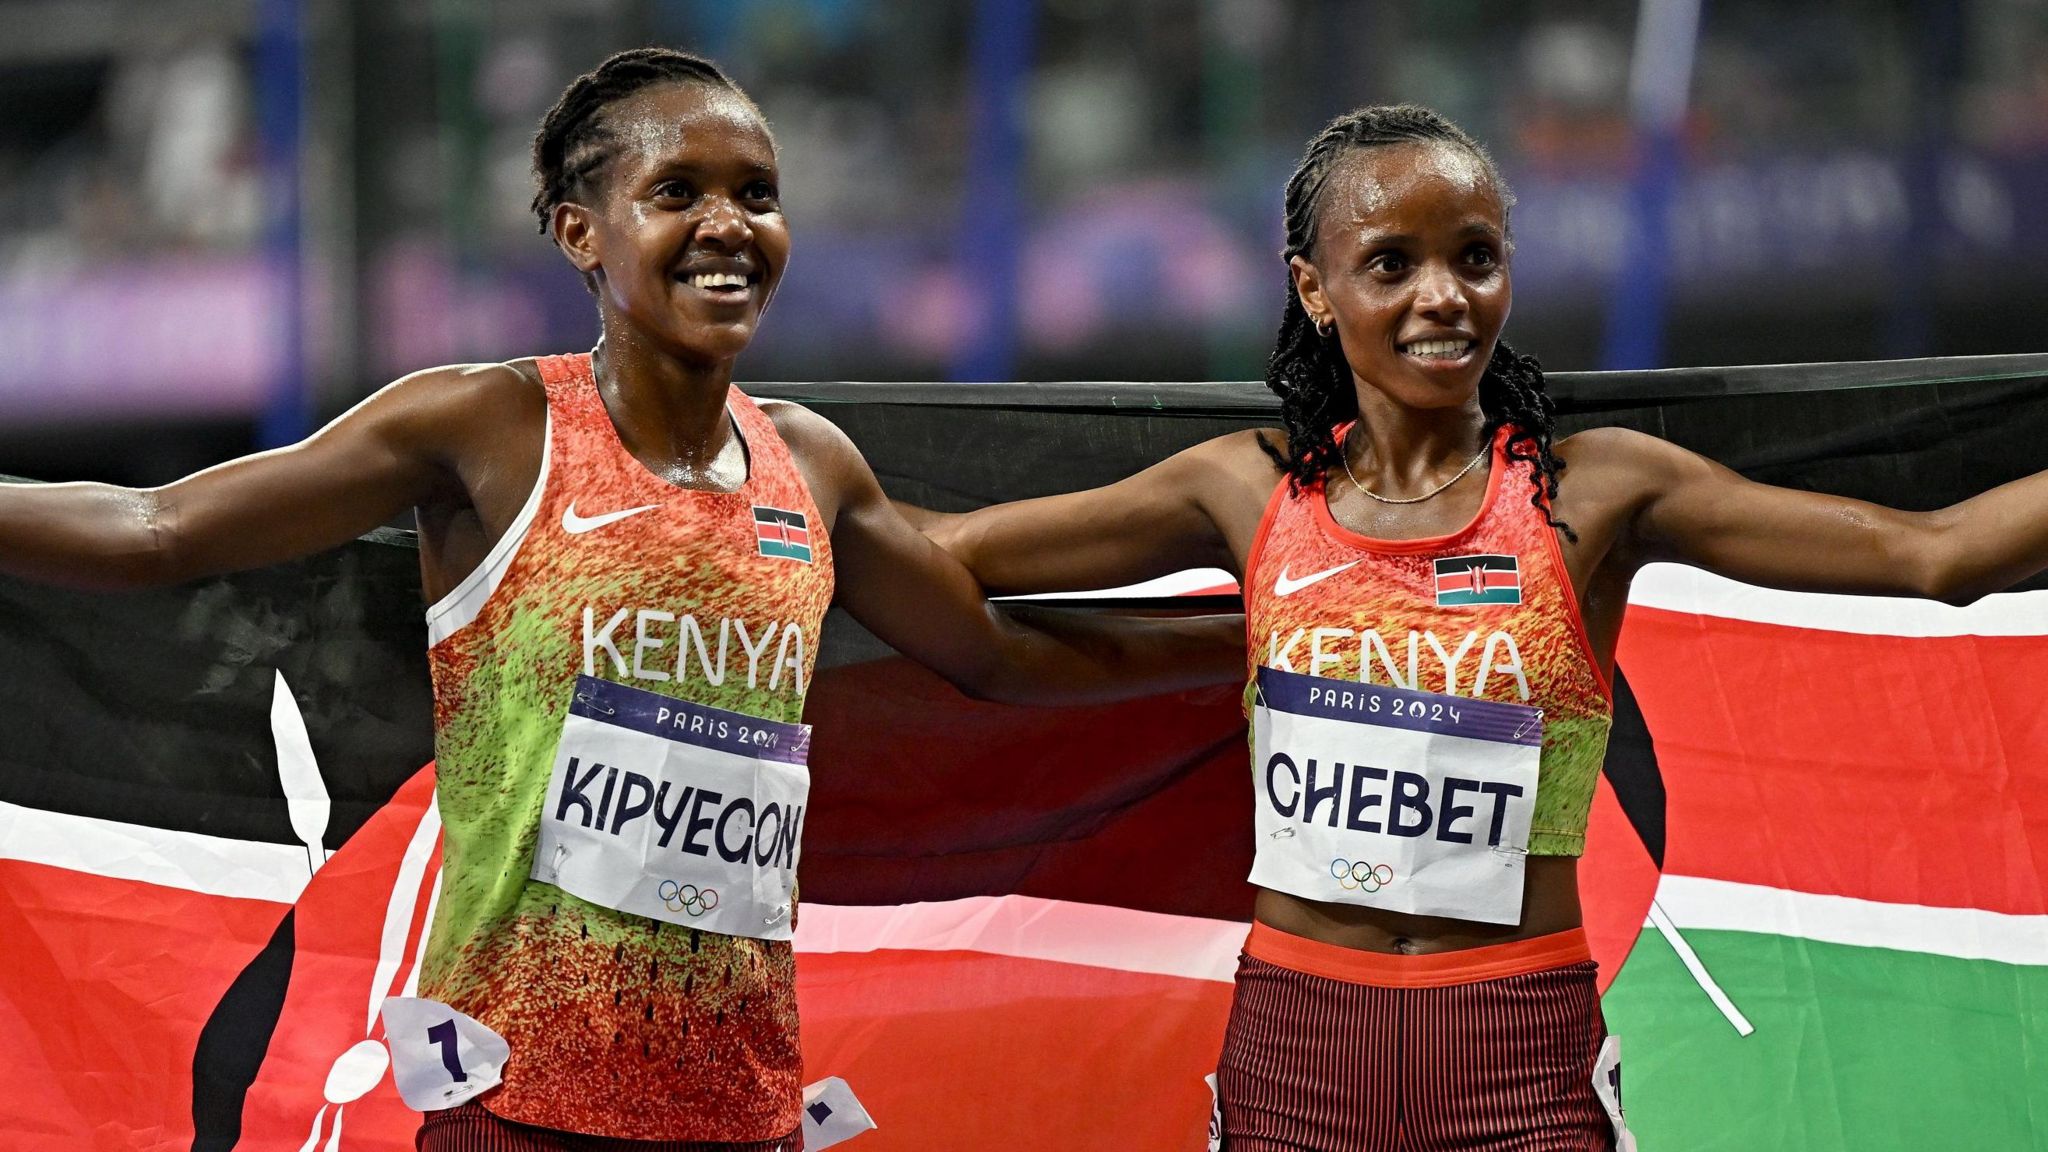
top-left (910, 105), bottom-right (2048, 1150)
top-left (0, 50), bottom-right (1238, 1151)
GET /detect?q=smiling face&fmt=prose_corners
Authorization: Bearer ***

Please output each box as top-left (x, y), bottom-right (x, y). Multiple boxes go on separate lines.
top-left (551, 81), bottom-right (787, 366)
top-left (1290, 140), bottom-right (1511, 412)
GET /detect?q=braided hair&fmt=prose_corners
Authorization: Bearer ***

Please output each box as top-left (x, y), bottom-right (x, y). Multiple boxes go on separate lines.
top-left (1260, 104), bottom-right (1573, 541)
top-left (530, 48), bottom-right (761, 264)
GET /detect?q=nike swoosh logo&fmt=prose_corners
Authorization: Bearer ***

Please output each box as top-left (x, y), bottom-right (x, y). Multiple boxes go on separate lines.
top-left (562, 502), bottom-right (660, 535)
top-left (1273, 560), bottom-right (1362, 597)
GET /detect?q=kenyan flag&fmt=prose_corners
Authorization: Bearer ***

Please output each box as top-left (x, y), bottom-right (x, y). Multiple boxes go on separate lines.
top-left (755, 505), bottom-right (813, 563)
top-left (1596, 563), bottom-right (2048, 1149)
top-left (6, 364), bottom-right (2047, 1150)
top-left (1434, 554), bottom-right (1521, 606)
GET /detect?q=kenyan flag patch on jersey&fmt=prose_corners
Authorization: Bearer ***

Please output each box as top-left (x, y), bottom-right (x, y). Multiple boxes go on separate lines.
top-left (1434, 554), bottom-right (1520, 606)
top-left (753, 506), bottom-right (813, 563)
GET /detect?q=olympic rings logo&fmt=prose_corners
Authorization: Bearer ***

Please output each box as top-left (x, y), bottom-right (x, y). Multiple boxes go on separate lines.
top-left (1330, 858), bottom-right (1395, 892)
top-left (657, 880), bottom-right (719, 917)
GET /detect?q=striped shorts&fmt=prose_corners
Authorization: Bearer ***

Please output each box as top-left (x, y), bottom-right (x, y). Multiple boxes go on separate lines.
top-left (1215, 923), bottom-right (1614, 1152)
top-left (415, 1103), bottom-right (802, 1152)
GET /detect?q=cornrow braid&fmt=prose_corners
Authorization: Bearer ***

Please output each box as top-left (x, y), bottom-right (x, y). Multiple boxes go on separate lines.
top-left (530, 47), bottom-right (750, 240)
top-left (1259, 104), bottom-right (1575, 542)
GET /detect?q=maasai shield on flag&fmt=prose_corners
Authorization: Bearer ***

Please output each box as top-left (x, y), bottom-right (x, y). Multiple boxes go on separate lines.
top-left (0, 527), bottom-right (439, 1150)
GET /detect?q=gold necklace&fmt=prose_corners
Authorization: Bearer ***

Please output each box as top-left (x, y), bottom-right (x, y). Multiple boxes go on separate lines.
top-left (1340, 429), bottom-right (1489, 505)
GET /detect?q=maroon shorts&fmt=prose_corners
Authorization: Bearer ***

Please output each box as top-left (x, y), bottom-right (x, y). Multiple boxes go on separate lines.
top-left (1215, 923), bottom-right (1614, 1152)
top-left (415, 1103), bottom-right (801, 1152)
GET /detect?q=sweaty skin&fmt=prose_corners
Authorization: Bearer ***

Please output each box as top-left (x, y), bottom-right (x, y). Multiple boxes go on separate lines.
top-left (913, 140), bottom-right (2048, 955)
top-left (0, 80), bottom-right (1242, 707)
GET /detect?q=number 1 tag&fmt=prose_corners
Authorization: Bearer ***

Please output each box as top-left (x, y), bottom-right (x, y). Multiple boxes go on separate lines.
top-left (380, 996), bottom-right (512, 1111)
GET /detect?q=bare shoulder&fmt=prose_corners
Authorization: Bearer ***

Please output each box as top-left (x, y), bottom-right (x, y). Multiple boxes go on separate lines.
top-left (756, 395), bottom-right (844, 441)
top-left (1168, 426), bottom-right (1290, 489)
top-left (752, 398), bottom-right (872, 526)
top-left (372, 360), bottom-right (547, 459)
top-left (1550, 426), bottom-right (1718, 538)
top-left (755, 397), bottom-right (860, 469)
top-left (1554, 424), bottom-right (1655, 463)
top-left (1136, 427), bottom-right (1288, 556)
top-left (1189, 426), bottom-right (1288, 466)
top-left (1187, 427), bottom-right (1291, 520)
top-left (1555, 425), bottom-right (1706, 486)
top-left (389, 359), bottom-right (546, 418)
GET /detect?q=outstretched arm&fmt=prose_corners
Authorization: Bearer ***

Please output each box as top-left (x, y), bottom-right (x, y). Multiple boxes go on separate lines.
top-left (1582, 426), bottom-right (2048, 603)
top-left (787, 407), bottom-right (1243, 705)
top-left (904, 429), bottom-right (1277, 595)
top-left (0, 364), bottom-right (508, 590)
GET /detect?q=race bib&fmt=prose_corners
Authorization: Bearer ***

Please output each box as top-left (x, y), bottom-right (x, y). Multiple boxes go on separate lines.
top-left (1248, 665), bottom-right (1540, 925)
top-left (531, 676), bottom-right (810, 941)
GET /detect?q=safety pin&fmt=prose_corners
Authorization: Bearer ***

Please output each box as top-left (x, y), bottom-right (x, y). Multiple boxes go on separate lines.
top-left (1511, 708), bottom-right (1545, 741)
top-left (574, 691), bottom-right (618, 717)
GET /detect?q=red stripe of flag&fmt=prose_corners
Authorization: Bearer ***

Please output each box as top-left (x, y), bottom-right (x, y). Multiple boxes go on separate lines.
top-left (798, 950), bottom-right (1230, 1149)
top-left (1618, 604), bottom-right (2048, 916)
top-left (0, 860), bottom-right (292, 1146)
top-left (1433, 571), bottom-right (1520, 591)
top-left (757, 520), bottom-right (809, 546)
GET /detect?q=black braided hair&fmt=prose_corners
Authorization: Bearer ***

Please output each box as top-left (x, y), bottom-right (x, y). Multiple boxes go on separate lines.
top-left (530, 48), bottom-right (760, 247)
top-left (1260, 104), bottom-right (1574, 541)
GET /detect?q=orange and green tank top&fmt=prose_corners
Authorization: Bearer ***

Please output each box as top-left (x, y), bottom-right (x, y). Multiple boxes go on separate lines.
top-left (1242, 424), bottom-right (1612, 856)
top-left (419, 352), bottom-right (833, 1140)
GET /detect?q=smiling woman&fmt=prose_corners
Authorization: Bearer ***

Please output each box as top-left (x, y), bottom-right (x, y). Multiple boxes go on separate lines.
top-left (0, 46), bottom-right (1245, 1152)
top-left (1262, 108), bottom-right (1571, 544)
top-left (533, 53), bottom-right (784, 370)
top-left (907, 102), bottom-right (2048, 1151)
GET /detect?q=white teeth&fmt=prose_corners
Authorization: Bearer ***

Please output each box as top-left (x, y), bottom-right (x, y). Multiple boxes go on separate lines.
top-left (687, 272), bottom-right (749, 290)
top-left (1404, 339), bottom-right (1471, 358)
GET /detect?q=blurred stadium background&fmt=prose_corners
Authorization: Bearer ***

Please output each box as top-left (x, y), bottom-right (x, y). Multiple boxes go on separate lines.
top-left (0, 0), bottom-right (2041, 485)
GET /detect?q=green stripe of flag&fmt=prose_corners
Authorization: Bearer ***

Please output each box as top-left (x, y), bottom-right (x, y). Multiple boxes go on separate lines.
top-left (1602, 927), bottom-right (2048, 1149)
top-left (1435, 588), bottom-right (1518, 606)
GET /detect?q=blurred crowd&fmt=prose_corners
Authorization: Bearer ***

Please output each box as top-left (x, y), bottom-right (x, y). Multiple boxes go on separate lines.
top-left (0, 0), bottom-right (2044, 446)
